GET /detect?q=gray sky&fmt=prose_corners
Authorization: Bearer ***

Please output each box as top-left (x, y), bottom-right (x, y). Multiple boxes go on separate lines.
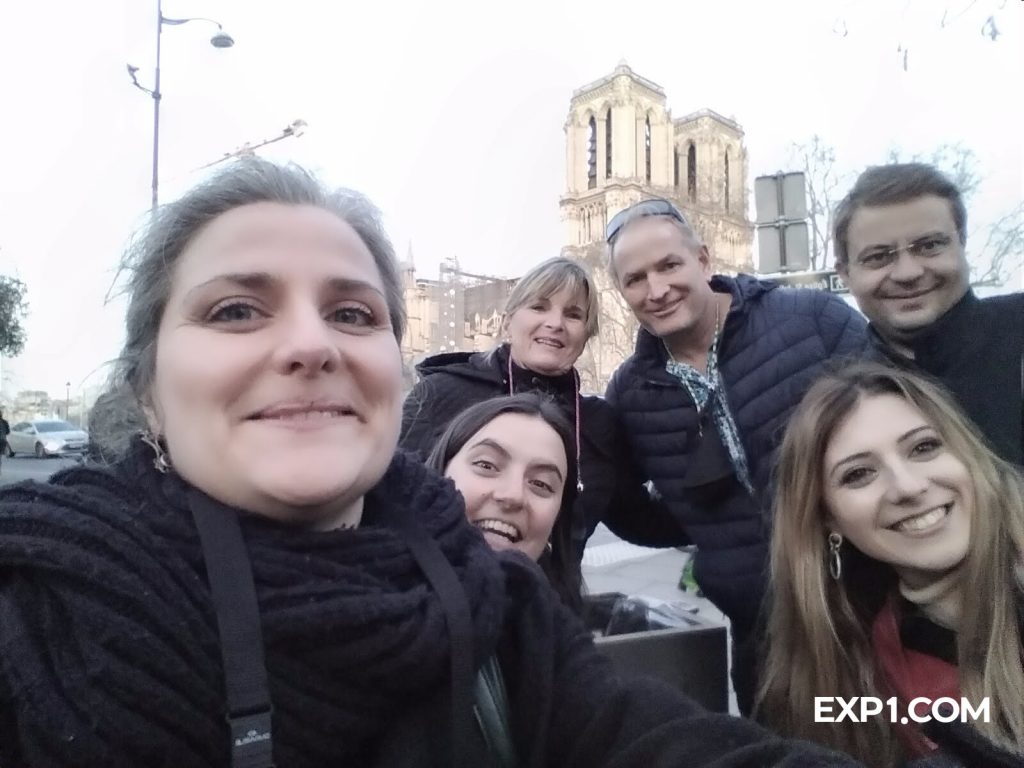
top-left (0, 0), bottom-right (1021, 397)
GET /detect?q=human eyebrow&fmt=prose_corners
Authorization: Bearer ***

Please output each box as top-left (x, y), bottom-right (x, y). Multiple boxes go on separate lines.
top-left (621, 268), bottom-right (643, 284)
top-left (855, 243), bottom-right (895, 259)
top-left (829, 451), bottom-right (873, 480)
top-left (896, 425), bottom-right (933, 444)
top-left (323, 278), bottom-right (387, 301)
top-left (530, 462), bottom-right (564, 482)
top-left (909, 230), bottom-right (948, 243)
top-left (186, 272), bottom-right (277, 300)
top-left (184, 274), bottom-right (386, 302)
top-left (467, 438), bottom-right (511, 459)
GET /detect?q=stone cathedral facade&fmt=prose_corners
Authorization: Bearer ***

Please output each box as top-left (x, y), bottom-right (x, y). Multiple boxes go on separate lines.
top-left (560, 62), bottom-right (754, 391)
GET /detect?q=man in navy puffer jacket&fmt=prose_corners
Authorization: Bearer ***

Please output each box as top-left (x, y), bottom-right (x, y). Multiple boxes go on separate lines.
top-left (603, 199), bottom-right (867, 714)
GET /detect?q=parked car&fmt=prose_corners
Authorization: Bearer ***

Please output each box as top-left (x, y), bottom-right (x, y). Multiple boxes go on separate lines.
top-left (5, 420), bottom-right (89, 458)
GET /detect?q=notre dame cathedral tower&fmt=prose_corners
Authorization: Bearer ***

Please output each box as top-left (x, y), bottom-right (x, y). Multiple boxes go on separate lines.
top-left (560, 62), bottom-right (754, 391)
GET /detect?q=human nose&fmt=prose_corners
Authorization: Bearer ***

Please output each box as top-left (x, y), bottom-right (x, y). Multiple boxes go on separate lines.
top-left (647, 273), bottom-right (670, 302)
top-left (540, 308), bottom-right (564, 331)
top-left (492, 474), bottom-right (526, 510)
top-left (888, 248), bottom-right (926, 283)
top-left (272, 302), bottom-right (342, 377)
top-left (883, 460), bottom-right (929, 504)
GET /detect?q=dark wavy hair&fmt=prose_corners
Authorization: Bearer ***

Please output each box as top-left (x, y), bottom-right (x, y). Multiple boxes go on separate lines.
top-left (426, 393), bottom-right (583, 614)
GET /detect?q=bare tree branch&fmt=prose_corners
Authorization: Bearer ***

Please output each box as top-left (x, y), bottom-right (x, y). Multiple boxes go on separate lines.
top-left (789, 135), bottom-right (846, 271)
top-left (969, 201), bottom-right (1024, 287)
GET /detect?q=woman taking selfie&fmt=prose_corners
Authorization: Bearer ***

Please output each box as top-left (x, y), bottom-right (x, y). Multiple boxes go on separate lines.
top-left (427, 393), bottom-right (583, 612)
top-left (0, 159), bottom-right (859, 768)
top-left (757, 363), bottom-right (1024, 767)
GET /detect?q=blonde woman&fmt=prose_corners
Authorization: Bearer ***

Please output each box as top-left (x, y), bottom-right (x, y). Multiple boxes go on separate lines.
top-left (757, 362), bottom-right (1024, 767)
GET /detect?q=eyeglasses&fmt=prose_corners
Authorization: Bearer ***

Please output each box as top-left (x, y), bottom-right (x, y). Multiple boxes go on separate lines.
top-left (605, 198), bottom-right (690, 244)
top-left (853, 233), bottom-right (956, 270)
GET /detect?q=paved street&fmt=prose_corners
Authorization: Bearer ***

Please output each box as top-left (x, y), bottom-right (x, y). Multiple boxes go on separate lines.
top-left (0, 456), bottom-right (82, 486)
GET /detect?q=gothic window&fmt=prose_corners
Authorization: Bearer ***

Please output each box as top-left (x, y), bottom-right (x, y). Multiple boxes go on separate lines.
top-left (674, 148), bottom-right (680, 188)
top-left (644, 117), bottom-right (652, 183)
top-left (687, 142), bottom-right (697, 202)
top-left (724, 151), bottom-right (730, 212)
top-left (587, 116), bottom-right (597, 189)
top-left (605, 108), bottom-right (613, 178)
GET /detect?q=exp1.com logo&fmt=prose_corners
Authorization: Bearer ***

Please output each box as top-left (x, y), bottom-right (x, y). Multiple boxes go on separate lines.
top-left (814, 697), bottom-right (990, 725)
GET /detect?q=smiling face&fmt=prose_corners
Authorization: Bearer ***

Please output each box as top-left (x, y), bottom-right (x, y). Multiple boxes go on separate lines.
top-left (443, 412), bottom-right (568, 561)
top-left (505, 284), bottom-right (589, 376)
top-left (822, 393), bottom-right (972, 588)
top-left (840, 196), bottom-right (970, 349)
top-left (611, 217), bottom-right (716, 342)
top-left (149, 202), bottom-right (403, 529)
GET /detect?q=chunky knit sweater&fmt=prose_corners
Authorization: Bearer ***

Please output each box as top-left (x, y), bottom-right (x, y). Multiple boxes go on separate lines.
top-left (0, 438), bottom-right (862, 767)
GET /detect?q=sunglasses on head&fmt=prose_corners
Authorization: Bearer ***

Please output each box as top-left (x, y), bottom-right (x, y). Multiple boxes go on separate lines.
top-left (605, 198), bottom-right (690, 243)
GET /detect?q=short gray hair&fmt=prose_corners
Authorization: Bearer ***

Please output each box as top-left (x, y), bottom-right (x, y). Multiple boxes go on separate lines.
top-left (90, 158), bottom-right (405, 461)
top-left (504, 257), bottom-right (600, 339)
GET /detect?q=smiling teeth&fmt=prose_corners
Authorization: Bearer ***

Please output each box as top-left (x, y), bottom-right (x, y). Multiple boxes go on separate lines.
top-left (896, 505), bottom-right (948, 532)
top-left (475, 520), bottom-right (521, 542)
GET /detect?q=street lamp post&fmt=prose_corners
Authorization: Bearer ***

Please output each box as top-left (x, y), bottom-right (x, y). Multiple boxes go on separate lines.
top-left (65, 382), bottom-right (70, 423)
top-left (128, 0), bottom-right (234, 209)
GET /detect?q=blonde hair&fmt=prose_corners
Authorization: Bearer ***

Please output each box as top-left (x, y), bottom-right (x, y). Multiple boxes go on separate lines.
top-left (503, 257), bottom-right (600, 339)
top-left (756, 362), bottom-right (1024, 766)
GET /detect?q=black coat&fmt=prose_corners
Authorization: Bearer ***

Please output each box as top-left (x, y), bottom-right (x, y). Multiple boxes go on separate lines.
top-left (606, 275), bottom-right (867, 710)
top-left (868, 289), bottom-right (1024, 467)
top-left (400, 343), bottom-right (683, 553)
top-left (0, 439), bottom-right (861, 768)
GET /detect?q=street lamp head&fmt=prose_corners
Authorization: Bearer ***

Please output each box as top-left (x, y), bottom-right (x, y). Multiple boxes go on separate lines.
top-left (285, 119), bottom-right (308, 138)
top-left (210, 29), bottom-right (235, 48)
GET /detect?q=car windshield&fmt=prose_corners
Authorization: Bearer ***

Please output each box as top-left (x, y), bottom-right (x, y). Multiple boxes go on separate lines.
top-left (35, 421), bottom-right (77, 433)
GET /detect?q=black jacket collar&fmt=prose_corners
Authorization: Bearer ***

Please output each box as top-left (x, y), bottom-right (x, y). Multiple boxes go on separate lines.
top-left (416, 343), bottom-right (578, 400)
top-left (868, 289), bottom-right (978, 370)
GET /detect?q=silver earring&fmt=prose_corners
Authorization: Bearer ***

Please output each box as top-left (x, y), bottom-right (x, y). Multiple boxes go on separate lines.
top-left (828, 532), bottom-right (843, 580)
top-left (140, 430), bottom-right (171, 474)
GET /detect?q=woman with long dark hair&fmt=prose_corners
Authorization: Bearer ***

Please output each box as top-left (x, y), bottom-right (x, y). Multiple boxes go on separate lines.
top-left (427, 393), bottom-right (583, 613)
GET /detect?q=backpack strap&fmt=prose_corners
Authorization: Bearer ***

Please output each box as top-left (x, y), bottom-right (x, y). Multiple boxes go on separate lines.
top-left (473, 655), bottom-right (519, 768)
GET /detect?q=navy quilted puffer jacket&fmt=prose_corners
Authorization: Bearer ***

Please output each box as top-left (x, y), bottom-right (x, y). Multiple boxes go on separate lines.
top-left (606, 274), bottom-right (866, 665)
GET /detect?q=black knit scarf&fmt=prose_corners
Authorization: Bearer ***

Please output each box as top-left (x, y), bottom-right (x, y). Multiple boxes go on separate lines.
top-left (0, 438), bottom-right (506, 767)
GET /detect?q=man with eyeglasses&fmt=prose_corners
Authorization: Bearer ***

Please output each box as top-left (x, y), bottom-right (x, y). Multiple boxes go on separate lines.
top-left (835, 162), bottom-right (1024, 466)
top-left (603, 198), bottom-right (866, 714)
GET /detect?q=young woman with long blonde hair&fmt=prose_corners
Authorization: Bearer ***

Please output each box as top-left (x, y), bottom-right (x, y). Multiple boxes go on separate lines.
top-left (757, 362), bottom-right (1024, 767)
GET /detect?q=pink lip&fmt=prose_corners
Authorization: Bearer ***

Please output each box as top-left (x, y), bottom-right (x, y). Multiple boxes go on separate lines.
top-left (649, 301), bottom-right (681, 318)
top-left (248, 400), bottom-right (360, 422)
top-left (534, 337), bottom-right (564, 348)
top-left (884, 503), bottom-right (952, 533)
